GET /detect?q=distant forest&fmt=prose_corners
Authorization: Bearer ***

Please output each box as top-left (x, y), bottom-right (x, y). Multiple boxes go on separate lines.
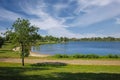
top-left (78, 37), bottom-right (120, 41)
top-left (0, 35), bottom-right (120, 48)
top-left (4, 34), bottom-right (120, 42)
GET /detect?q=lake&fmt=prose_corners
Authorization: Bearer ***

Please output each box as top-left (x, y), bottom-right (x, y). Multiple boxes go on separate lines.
top-left (32, 41), bottom-right (120, 55)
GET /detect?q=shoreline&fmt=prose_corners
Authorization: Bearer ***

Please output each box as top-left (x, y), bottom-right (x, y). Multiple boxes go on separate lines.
top-left (30, 51), bottom-right (50, 57)
top-left (12, 47), bottom-right (50, 57)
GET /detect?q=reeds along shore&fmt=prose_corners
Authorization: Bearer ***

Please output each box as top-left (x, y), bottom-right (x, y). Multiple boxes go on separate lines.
top-left (53, 54), bottom-right (120, 58)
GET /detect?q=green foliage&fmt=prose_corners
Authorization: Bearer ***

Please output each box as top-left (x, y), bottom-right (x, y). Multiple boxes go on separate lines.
top-left (6, 18), bottom-right (39, 57)
top-left (54, 54), bottom-right (69, 58)
top-left (38, 35), bottom-right (70, 43)
top-left (106, 54), bottom-right (119, 58)
top-left (79, 37), bottom-right (120, 41)
top-left (5, 18), bottom-right (39, 66)
top-left (53, 54), bottom-right (119, 59)
top-left (85, 54), bottom-right (99, 58)
top-left (0, 62), bottom-right (120, 80)
top-left (0, 42), bottom-right (19, 58)
top-left (72, 54), bottom-right (85, 58)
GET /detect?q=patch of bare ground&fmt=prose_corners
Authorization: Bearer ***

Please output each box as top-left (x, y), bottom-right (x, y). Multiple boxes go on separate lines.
top-left (0, 58), bottom-right (120, 65)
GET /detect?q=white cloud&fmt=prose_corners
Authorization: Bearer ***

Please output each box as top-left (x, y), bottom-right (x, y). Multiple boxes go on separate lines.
top-left (72, 0), bottom-right (120, 27)
top-left (0, 8), bottom-right (22, 21)
top-left (19, 0), bottom-right (120, 38)
top-left (111, 33), bottom-right (120, 38)
top-left (19, 0), bottom-right (79, 38)
top-left (30, 18), bottom-right (67, 30)
top-left (1, 0), bottom-right (119, 38)
top-left (116, 18), bottom-right (120, 24)
top-left (75, 0), bottom-right (120, 13)
top-left (47, 27), bottom-right (113, 38)
top-left (53, 3), bottom-right (68, 12)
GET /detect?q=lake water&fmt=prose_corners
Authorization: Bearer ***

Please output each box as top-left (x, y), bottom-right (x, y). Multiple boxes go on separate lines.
top-left (32, 41), bottom-right (120, 55)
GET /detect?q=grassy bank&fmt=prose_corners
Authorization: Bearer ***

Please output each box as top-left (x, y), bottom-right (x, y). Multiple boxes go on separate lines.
top-left (37, 41), bottom-right (57, 45)
top-left (0, 62), bottom-right (120, 80)
top-left (0, 42), bottom-right (19, 58)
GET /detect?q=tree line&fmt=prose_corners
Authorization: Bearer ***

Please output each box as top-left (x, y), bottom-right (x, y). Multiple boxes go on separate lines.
top-left (1, 35), bottom-right (120, 49)
top-left (78, 37), bottom-right (120, 41)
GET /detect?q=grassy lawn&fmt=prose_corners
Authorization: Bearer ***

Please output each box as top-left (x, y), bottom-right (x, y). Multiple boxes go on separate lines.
top-left (0, 42), bottom-right (20, 58)
top-left (0, 62), bottom-right (120, 80)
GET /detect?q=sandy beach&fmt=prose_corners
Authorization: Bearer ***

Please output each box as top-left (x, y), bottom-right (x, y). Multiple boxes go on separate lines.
top-left (29, 51), bottom-right (50, 57)
top-left (12, 47), bottom-right (50, 57)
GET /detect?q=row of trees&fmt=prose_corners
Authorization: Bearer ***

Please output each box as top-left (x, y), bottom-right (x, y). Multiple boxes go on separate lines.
top-left (37, 35), bottom-right (69, 42)
top-left (79, 37), bottom-right (120, 41)
top-left (5, 34), bottom-right (120, 43)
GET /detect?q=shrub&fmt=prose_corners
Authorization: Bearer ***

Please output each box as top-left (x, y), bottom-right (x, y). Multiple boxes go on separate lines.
top-left (85, 54), bottom-right (99, 58)
top-left (107, 54), bottom-right (119, 58)
top-left (54, 54), bottom-right (69, 58)
top-left (53, 54), bottom-right (119, 59)
top-left (62, 54), bottom-right (69, 58)
top-left (54, 54), bottom-right (63, 58)
top-left (72, 54), bottom-right (85, 58)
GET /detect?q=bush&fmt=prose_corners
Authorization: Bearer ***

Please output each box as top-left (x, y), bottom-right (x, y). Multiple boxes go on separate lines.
top-left (53, 54), bottom-right (119, 59)
top-left (54, 54), bottom-right (69, 58)
top-left (107, 54), bottom-right (119, 58)
top-left (72, 54), bottom-right (85, 58)
top-left (62, 54), bottom-right (69, 58)
top-left (85, 54), bottom-right (99, 58)
top-left (54, 54), bottom-right (63, 58)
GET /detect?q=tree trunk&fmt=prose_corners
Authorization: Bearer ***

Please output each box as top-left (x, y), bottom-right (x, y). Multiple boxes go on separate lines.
top-left (21, 43), bottom-right (24, 66)
top-left (22, 53), bottom-right (24, 66)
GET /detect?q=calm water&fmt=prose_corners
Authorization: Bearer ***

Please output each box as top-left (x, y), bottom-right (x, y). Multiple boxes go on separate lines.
top-left (32, 41), bottom-right (120, 55)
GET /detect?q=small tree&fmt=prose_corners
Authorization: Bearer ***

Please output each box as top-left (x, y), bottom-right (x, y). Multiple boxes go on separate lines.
top-left (6, 18), bottom-right (39, 66)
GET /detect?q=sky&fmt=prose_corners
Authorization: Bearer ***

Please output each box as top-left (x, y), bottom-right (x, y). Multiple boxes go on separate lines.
top-left (0, 0), bottom-right (120, 38)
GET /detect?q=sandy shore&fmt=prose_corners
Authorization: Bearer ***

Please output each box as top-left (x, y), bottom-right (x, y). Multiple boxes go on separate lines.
top-left (29, 51), bottom-right (50, 57)
top-left (12, 47), bottom-right (50, 57)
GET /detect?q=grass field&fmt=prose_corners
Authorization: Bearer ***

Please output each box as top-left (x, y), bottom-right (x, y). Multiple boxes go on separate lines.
top-left (0, 42), bottom-right (20, 58)
top-left (0, 62), bottom-right (120, 80)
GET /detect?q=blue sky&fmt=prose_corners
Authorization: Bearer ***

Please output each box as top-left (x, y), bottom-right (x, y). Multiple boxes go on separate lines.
top-left (0, 0), bottom-right (120, 38)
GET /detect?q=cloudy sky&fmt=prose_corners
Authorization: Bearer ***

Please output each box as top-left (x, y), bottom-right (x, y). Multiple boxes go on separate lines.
top-left (0, 0), bottom-right (120, 38)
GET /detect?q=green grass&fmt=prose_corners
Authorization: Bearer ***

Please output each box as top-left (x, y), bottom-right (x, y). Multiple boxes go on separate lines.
top-left (0, 42), bottom-right (20, 58)
top-left (0, 62), bottom-right (120, 80)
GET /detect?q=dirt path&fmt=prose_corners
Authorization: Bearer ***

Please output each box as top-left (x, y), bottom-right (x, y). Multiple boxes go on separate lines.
top-left (0, 58), bottom-right (120, 65)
